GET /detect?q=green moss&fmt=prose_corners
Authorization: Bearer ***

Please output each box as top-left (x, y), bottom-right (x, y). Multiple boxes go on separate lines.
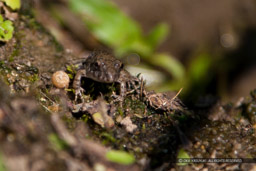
top-left (27, 73), bottom-right (39, 83)
top-left (81, 114), bottom-right (90, 123)
top-left (100, 132), bottom-right (117, 144)
top-left (8, 41), bottom-right (21, 62)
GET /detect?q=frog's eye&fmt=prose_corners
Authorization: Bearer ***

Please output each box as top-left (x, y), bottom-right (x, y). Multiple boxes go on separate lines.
top-left (114, 63), bottom-right (120, 69)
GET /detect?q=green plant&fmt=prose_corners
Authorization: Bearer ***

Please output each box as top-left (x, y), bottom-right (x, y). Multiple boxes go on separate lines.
top-left (106, 150), bottom-right (135, 165)
top-left (61, 0), bottom-right (220, 93)
top-left (0, 15), bottom-right (14, 42)
top-left (68, 0), bottom-right (185, 90)
top-left (1, 0), bottom-right (21, 10)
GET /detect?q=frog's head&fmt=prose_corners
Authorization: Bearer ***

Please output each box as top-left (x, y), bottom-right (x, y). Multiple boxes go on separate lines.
top-left (84, 52), bottom-right (123, 83)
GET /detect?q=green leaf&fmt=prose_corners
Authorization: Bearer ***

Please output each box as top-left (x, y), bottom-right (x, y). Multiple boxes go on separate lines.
top-left (68, 0), bottom-right (169, 57)
top-left (146, 23), bottom-right (169, 50)
top-left (106, 150), bottom-right (135, 165)
top-left (3, 0), bottom-right (21, 10)
top-left (69, 0), bottom-right (141, 48)
top-left (177, 148), bottom-right (190, 166)
top-left (151, 53), bottom-right (185, 80)
top-left (116, 38), bottom-right (152, 57)
top-left (188, 53), bottom-right (212, 82)
top-left (0, 15), bottom-right (14, 42)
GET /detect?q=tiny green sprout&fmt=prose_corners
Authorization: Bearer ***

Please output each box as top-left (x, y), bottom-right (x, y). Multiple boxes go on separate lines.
top-left (106, 150), bottom-right (135, 165)
top-left (0, 15), bottom-right (14, 42)
top-left (2, 0), bottom-right (21, 10)
top-left (117, 107), bottom-right (124, 116)
top-left (142, 123), bottom-right (146, 130)
top-left (81, 114), bottom-right (89, 123)
top-left (66, 65), bottom-right (78, 79)
top-left (67, 73), bottom-right (73, 79)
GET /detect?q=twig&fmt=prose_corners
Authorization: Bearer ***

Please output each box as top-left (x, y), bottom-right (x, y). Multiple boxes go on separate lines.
top-left (171, 88), bottom-right (183, 101)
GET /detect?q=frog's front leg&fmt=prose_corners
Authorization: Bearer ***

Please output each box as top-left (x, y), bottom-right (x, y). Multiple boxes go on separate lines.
top-left (73, 69), bottom-right (86, 101)
top-left (112, 79), bottom-right (126, 106)
top-left (112, 81), bottom-right (126, 107)
top-left (120, 81), bottom-right (126, 102)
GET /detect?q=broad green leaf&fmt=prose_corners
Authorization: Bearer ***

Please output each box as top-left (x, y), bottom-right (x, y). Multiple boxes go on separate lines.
top-left (146, 23), bottom-right (169, 50)
top-left (69, 0), bottom-right (141, 49)
top-left (0, 15), bottom-right (14, 42)
top-left (151, 53), bottom-right (185, 80)
top-left (188, 53), bottom-right (212, 82)
top-left (116, 38), bottom-right (152, 57)
top-left (3, 0), bottom-right (21, 10)
top-left (68, 0), bottom-right (169, 57)
top-left (106, 150), bottom-right (135, 165)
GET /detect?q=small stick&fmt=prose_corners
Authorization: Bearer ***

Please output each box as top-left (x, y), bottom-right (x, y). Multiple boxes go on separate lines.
top-left (171, 87), bottom-right (183, 101)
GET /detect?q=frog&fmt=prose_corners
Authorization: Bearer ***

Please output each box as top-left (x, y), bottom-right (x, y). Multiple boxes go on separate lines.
top-left (72, 51), bottom-right (139, 103)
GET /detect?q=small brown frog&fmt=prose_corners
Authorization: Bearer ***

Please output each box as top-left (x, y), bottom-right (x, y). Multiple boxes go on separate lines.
top-left (73, 51), bottom-right (139, 102)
